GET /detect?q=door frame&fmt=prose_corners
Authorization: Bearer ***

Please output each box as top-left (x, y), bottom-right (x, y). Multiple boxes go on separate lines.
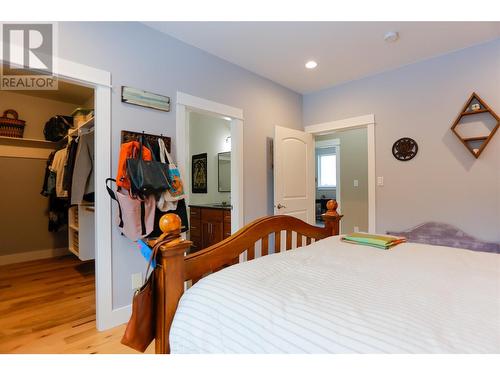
top-left (0, 56), bottom-right (115, 330)
top-left (315, 138), bottom-right (341, 229)
top-left (305, 114), bottom-right (376, 233)
top-left (175, 92), bottom-right (244, 233)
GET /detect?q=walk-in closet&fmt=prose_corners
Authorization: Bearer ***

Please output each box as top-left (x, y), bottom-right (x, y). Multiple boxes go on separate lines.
top-left (0, 72), bottom-right (98, 347)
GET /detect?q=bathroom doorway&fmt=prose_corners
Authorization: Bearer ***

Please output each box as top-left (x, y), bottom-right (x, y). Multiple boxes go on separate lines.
top-left (175, 92), bottom-right (244, 252)
top-left (185, 111), bottom-right (232, 251)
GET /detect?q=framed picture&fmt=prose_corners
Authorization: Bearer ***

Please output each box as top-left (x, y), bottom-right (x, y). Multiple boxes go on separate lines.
top-left (192, 153), bottom-right (207, 193)
top-left (121, 86), bottom-right (170, 112)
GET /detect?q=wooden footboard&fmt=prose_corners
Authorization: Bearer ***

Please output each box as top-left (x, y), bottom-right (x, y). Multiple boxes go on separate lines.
top-left (152, 200), bottom-right (342, 353)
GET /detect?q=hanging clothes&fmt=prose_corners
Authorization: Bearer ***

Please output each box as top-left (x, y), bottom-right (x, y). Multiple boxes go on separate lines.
top-left (41, 150), bottom-right (56, 197)
top-left (71, 132), bottom-right (94, 205)
top-left (41, 150), bottom-right (69, 232)
top-left (47, 195), bottom-right (69, 232)
top-left (62, 137), bottom-right (79, 197)
top-left (51, 148), bottom-right (69, 198)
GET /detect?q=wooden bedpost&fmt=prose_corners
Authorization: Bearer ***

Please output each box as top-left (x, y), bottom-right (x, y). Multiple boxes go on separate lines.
top-left (322, 199), bottom-right (343, 236)
top-left (154, 213), bottom-right (192, 354)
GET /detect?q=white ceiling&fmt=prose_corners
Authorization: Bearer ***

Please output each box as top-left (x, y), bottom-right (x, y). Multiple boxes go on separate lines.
top-left (145, 22), bottom-right (500, 94)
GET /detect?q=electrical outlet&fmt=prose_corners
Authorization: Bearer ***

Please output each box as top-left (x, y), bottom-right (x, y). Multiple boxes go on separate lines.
top-left (131, 272), bottom-right (142, 290)
top-left (354, 226), bottom-right (360, 232)
top-left (353, 179), bottom-right (359, 187)
top-left (377, 176), bottom-right (384, 186)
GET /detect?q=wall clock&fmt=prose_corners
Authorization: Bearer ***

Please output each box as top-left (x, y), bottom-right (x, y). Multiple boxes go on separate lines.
top-left (392, 137), bottom-right (418, 161)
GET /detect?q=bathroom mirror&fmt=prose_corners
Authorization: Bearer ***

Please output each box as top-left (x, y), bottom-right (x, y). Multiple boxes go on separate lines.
top-left (218, 152), bottom-right (231, 192)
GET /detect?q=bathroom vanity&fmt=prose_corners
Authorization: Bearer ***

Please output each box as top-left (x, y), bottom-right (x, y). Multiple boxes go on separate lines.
top-left (189, 204), bottom-right (231, 251)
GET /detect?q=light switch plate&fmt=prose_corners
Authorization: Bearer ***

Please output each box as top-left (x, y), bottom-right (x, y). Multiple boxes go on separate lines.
top-left (353, 179), bottom-right (359, 187)
top-left (131, 272), bottom-right (142, 290)
top-left (377, 176), bottom-right (384, 186)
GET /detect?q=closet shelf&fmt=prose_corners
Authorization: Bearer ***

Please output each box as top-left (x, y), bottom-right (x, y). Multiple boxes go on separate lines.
top-left (0, 135), bottom-right (64, 149)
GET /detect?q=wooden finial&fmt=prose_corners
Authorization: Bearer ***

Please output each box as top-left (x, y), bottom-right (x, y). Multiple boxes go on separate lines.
top-left (151, 213), bottom-right (182, 245)
top-left (159, 213), bottom-right (181, 236)
top-left (322, 200), bottom-right (342, 236)
top-left (324, 199), bottom-right (339, 217)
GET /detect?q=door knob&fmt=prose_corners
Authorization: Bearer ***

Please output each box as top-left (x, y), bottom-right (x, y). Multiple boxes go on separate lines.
top-left (276, 203), bottom-right (286, 209)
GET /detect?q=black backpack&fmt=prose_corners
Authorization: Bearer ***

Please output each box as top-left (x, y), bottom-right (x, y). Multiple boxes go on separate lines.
top-left (43, 115), bottom-right (73, 142)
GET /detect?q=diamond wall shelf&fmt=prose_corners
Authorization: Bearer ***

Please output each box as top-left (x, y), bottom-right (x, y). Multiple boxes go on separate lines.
top-left (450, 92), bottom-right (499, 159)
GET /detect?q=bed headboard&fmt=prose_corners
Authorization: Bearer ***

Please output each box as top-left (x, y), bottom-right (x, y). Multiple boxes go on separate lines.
top-left (387, 222), bottom-right (499, 253)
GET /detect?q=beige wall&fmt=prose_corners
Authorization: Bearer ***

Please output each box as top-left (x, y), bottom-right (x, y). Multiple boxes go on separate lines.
top-left (317, 128), bottom-right (369, 233)
top-left (0, 91), bottom-right (78, 139)
top-left (0, 91), bottom-right (84, 257)
top-left (188, 111), bottom-right (231, 205)
top-left (0, 158), bottom-right (68, 255)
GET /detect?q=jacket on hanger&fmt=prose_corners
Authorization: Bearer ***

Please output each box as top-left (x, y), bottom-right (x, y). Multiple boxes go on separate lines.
top-left (62, 137), bottom-right (79, 196)
top-left (41, 151), bottom-right (68, 232)
top-left (51, 148), bottom-right (69, 198)
top-left (71, 132), bottom-right (94, 205)
top-left (41, 151), bottom-right (56, 197)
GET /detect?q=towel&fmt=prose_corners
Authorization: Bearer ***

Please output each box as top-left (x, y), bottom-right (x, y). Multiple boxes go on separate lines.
top-left (341, 232), bottom-right (406, 250)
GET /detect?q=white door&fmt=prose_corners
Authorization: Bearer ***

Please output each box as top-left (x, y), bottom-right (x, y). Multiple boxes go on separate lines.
top-left (274, 126), bottom-right (315, 224)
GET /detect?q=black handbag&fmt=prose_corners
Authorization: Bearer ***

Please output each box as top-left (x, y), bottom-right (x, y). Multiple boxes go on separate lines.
top-left (126, 135), bottom-right (170, 197)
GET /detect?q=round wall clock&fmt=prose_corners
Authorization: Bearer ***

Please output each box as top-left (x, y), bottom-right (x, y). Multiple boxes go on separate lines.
top-left (392, 137), bottom-right (418, 161)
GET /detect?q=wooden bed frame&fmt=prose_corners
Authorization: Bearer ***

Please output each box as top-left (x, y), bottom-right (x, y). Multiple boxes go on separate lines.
top-left (150, 200), bottom-right (342, 354)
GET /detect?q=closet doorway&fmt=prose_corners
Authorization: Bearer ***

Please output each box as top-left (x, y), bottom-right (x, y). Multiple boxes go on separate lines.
top-left (0, 69), bottom-right (103, 352)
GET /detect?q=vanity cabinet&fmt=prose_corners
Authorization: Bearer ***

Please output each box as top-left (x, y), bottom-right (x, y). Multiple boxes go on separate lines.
top-left (189, 205), bottom-right (231, 251)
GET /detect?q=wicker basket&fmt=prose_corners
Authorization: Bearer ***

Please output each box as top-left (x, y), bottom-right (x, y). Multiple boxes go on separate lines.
top-left (0, 110), bottom-right (26, 138)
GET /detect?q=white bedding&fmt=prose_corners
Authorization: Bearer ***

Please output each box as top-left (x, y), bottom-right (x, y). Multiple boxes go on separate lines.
top-left (169, 236), bottom-right (500, 353)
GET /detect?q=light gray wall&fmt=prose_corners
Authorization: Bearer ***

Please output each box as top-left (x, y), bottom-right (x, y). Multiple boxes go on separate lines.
top-left (317, 129), bottom-right (369, 234)
top-left (57, 22), bottom-right (302, 309)
top-left (189, 111), bottom-right (231, 205)
top-left (304, 39), bottom-right (500, 242)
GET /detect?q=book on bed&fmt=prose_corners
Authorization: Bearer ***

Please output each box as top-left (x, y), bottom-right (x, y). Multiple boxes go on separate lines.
top-left (341, 232), bottom-right (406, 249)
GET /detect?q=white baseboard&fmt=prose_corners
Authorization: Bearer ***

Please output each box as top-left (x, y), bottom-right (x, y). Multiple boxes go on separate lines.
top-left (0, 247), bottom-right (70, 266)
top-left (97, 304), bottom-right (132, 331)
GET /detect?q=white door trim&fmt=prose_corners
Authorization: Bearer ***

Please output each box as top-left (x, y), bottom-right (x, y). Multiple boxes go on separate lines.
top-left (176, 92), bottom-right (244, 233)
top-left (177, 92), bottom-right (244, 120)
top-left (1, 56), bottom-right (114, 330)
top-left (305, 115), bottom-right (376, 233)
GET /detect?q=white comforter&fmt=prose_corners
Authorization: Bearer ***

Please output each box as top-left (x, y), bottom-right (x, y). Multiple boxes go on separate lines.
top-left (169, 236), bottom-right (500, 353)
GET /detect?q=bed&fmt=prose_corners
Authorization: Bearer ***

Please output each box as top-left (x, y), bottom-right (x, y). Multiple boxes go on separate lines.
top-left (150, 201), bottom-right (500, 354)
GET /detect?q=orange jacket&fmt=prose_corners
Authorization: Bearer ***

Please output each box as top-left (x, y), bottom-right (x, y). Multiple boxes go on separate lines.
top-left (116, 141), bottom-right (152, 190)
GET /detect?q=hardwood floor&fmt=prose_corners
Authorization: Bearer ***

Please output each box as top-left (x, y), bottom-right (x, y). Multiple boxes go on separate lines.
top-left (0, 255), bottom-right (153, 354)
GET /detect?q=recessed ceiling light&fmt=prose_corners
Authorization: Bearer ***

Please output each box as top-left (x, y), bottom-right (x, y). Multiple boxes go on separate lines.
top-left (305, 60), bottom-right (318, 69)
top-left (384, 31), bottom-right (399, 43)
